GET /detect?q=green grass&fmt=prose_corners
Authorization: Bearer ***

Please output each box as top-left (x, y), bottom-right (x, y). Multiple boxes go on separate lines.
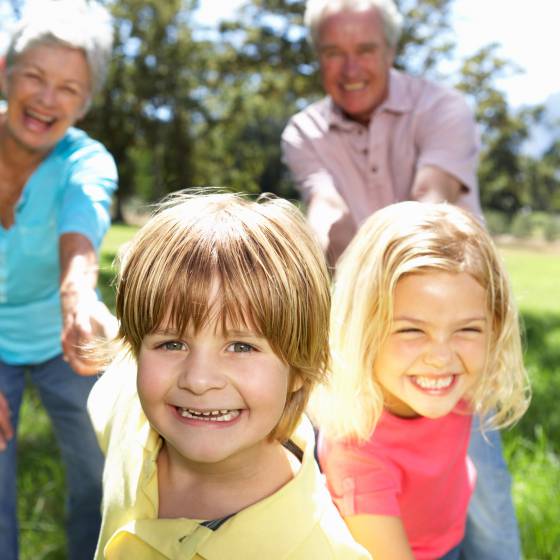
top-left (499, 245), bottom-right (560, 558)
top-left (501, 247), bottom-right (560, 314)
top-left (16, 230), bottom-right (560, 559)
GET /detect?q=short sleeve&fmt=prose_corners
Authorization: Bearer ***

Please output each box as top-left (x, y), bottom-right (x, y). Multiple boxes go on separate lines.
top-left (281, 116), bottom-right (330, 203)
top-left (319, 438), bottom-right (402, 518)
top-left (281, 117), bottom-right (355, 260)
top-left (414, 89), bottom-right (479, 194)
top-left (58, 139), bottom-right (118, 249)
top-left (87, 352), bottom-right (136, 453)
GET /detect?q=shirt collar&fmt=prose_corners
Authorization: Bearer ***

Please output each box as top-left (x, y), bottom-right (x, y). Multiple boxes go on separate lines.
top-left (327, 68), bottom-right (413, 130)
top-left (198, 416), bottom-right (330, 559)
top-left (107, 416), bottom-right (329, 560)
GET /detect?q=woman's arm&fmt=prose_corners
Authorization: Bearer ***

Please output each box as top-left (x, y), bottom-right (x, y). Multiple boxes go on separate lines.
top-left (59, 232), bottom-right (118, 375)
top-left (345, 514), bottom-right (415, 560)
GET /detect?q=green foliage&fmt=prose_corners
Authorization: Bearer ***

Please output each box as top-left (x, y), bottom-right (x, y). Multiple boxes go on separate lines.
top-left (457, 45), bottom-right (559, 215)
top-left (510, 210), bottom-right (534, 239)
top-left (483, 210), bottom-right (511, 236)
top-left (543, 215), bottom-right (560, 242)
top-left (394, 0), bottom-right (456, 74)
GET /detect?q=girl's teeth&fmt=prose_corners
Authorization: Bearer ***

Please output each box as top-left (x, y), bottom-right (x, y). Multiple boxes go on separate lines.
top-left (178, 408), bottom-right (240, 422)
top-left (414, 375), bottom-right (454, 389)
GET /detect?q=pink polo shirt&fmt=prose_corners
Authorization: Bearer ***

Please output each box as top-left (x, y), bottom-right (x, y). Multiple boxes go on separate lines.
top-left (318, 409), bottom-right (476, 560)
top-left (281, 69), bottom-right (481, 263)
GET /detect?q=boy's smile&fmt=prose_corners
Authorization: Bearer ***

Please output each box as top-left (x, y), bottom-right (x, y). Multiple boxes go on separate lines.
top-left (137, 314), bottom-right (296, 472)
top-left (374, 271), bottom-right (489, 419)
top-left (175, 407), bottom-right (240, 422)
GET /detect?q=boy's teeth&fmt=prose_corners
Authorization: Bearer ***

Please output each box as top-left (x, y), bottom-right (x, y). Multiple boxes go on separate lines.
top-left (414, 375), bottom-right (454, 389)
top-left (178, 408), bottom-right (240, 422)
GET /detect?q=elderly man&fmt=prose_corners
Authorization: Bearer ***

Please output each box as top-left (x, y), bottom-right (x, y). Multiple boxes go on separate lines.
top-left (282, 0), bottom-right (481, 267)
top-left (282, 1), bottom-right (521, 559)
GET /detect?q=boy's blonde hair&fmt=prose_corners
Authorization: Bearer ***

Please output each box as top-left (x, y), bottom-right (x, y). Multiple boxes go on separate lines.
top-left (115, 191), bottom-right (330, 442)
top-left (311, 201), bottom-right (530, 441)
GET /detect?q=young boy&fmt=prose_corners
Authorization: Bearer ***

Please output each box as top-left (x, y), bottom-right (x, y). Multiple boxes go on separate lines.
top-left (88, 192), bottom-right (370, 559)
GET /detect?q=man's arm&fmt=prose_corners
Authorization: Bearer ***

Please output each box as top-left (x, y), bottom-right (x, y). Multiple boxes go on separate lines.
top-left (411, 164), bottom-right (463, 203)
top-left (412, 87), bottom-right (481, 213)
top-left (281, 118), bottom-right (356, 267)
top-left (345, 514), bottom-right (415, 560)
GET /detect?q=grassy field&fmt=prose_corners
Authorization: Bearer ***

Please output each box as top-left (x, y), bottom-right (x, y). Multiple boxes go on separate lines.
top-left (499, 247), bottom-right (560, 559)
top-left (16, 226), bottom-right (560, 559)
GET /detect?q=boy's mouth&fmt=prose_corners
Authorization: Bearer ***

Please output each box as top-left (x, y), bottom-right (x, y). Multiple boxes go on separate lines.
top-left (176, 407), bottom-right (241, 422)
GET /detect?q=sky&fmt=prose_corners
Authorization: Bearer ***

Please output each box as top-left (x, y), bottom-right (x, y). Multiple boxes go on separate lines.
top-left (451, 0), bottom-right (559, 108)
top-left (1, 0), bottom-right (558, 109)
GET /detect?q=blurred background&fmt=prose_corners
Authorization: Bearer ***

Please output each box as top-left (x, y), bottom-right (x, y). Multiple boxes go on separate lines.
top-left (2, 0), bottom-right (559, 232)
top-left (1, 1), bottom-right (559, 558)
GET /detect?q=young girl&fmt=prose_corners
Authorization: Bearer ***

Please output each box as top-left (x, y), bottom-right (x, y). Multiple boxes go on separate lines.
top-left (312, 201), bottom-right (530, 560)
top-left (87, 192), bottom-right (370, 559)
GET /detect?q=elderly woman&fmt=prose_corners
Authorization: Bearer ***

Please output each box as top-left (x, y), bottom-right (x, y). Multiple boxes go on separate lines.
top-left (0, 1), bottom-right (117, 558)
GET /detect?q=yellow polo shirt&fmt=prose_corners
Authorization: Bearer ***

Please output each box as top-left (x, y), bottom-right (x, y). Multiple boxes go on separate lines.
top-left (88, 357), bottom-right (371, 560)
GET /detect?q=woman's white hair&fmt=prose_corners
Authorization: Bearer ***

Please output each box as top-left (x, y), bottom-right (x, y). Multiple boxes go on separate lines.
top-left (304, 0), bottom-right (403, 49)
top-left (6, 0), bottom-right (113, 97)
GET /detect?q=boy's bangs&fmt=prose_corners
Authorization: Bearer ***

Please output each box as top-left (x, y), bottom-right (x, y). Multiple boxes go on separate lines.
top-left (145, 237), bottom-right (281, 347)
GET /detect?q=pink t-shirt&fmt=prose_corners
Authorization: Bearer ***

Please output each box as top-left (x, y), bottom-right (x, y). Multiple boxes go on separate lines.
top-left (281, 69), bottom-right (481, 264)
top-left (318, 409), bottom-right (476, 560)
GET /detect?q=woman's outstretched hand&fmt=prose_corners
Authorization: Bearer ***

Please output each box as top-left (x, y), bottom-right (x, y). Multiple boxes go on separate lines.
top-left (61, 291), bottom-right (119, 376)
top-left (0, 391), bottom-right (14, 452)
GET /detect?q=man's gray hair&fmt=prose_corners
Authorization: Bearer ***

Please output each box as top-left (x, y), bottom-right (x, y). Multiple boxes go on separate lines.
top-left (5, 0), bottom-right (113, 97)
top-left (304, 0), bottom-right (403, 50)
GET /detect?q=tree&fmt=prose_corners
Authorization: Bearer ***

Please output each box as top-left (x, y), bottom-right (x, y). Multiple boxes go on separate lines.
top-left (456, 44), bottom-right (553, 214)
top-left (82, 0), bottom-right (215, 219)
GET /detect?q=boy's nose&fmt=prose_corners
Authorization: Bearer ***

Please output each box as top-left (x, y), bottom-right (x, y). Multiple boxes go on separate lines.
top-left (177, 354), bottom-right (227, 395)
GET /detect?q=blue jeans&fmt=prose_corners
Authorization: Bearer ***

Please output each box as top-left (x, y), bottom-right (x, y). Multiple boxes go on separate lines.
top-left (461, 415), bottom-right (521, 560)
top-left (441, 542), bottom-right (461, 560)
top-left (0, 355), bottom-right (104, 560)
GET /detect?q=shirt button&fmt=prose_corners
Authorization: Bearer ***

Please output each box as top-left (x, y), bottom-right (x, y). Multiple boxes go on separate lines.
top-left (371, 165), bottom-right (378, 173)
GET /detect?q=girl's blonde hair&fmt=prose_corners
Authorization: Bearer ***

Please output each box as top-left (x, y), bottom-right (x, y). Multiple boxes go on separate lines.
top-left (115, 190), bottom-right (330, 442)
top-left (311, 201), bottom-right (530, 441)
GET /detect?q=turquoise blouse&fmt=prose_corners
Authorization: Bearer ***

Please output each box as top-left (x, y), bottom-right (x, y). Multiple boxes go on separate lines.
top-left (0, 127), bottom-right (117, 364)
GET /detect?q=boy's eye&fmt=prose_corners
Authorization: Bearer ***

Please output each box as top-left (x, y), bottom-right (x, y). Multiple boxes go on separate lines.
top-left (160, 341), bottom-right (186, 351)
top-left (227, 342), bottom-right (255, 353)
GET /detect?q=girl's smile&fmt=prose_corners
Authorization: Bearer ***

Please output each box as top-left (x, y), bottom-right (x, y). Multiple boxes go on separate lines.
top-left (409, 373), bottom-right (458, 393)
top-left (374, 271), bottom-right (489, 419)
